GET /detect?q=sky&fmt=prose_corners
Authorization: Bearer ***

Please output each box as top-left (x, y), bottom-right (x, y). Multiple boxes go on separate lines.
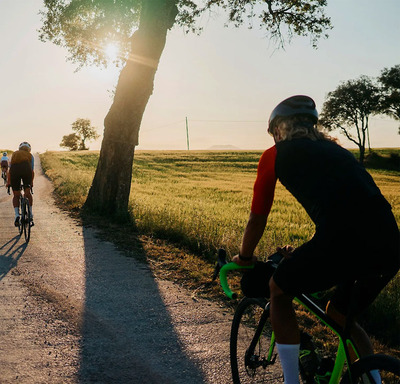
top-left (0, 0), bottom-right (399, 153)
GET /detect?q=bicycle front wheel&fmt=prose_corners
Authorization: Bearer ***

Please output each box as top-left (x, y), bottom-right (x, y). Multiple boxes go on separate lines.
top-left (340, 354), bottom-right (400, 384)
top-left (22, 199), bottom-right (31, 243)
top-left (230, 297), bottom-right (286, 384)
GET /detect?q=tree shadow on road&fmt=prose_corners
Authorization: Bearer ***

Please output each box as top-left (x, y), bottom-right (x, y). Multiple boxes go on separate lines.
top-left (0, 236), bottom-right (27, 281)
top-left (78, 216), bottom-right (205, 383)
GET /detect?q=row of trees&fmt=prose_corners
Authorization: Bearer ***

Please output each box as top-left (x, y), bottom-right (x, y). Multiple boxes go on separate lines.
top-left (60, 118), bottom-right (99, 151)
top-left (320, 64), bottom-right (400, 164)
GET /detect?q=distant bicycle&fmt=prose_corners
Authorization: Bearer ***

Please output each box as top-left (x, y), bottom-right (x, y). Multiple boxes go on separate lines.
top-left (8, 184), bottom-right (33, 243)
top-left (1, 168), bottom-right (7, 185)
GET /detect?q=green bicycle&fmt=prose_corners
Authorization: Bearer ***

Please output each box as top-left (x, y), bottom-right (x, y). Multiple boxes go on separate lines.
top-left (214, 249), bottom-right (400, 384)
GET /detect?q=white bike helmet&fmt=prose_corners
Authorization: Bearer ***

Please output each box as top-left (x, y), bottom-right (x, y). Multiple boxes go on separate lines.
top-left (19, 142), bottom-right (31, 152)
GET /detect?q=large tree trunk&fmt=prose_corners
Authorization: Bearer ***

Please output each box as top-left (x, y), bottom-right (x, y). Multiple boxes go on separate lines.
top-left (84, 0), bottom-right (178, 218)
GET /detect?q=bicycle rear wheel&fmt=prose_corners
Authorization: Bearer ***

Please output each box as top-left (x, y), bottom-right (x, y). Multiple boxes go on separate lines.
top-left (18, 199), bottom-right (24, 237)
top-left (231, 297), bottom-right (286, 384)
top-left (340, 354), bottom-right (400, 384)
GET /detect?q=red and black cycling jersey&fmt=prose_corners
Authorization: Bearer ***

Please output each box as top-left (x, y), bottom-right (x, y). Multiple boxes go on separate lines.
top-left (251, 139), bottom-right (388, 230)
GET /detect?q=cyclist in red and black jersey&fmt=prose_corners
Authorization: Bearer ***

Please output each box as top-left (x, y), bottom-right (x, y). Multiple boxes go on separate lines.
top-left (233, 95), bottom-right (399, 384)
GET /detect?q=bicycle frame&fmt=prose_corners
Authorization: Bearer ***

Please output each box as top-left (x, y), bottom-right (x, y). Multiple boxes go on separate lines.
top-left (296, 293), bottom-right (359, 384)
top-left (219, 262), bottom-right (361, 384)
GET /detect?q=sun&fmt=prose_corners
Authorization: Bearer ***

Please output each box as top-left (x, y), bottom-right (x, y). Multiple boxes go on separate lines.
top-left (104, 43), bottom-right (120, 62)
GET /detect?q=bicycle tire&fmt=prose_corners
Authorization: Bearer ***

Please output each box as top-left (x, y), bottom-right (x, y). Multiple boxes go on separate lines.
top-left (18, 198), bottom-right (24, 236)
top-left (231, 297), bottom-right (289, 383)
top-left (23, 198), bottom-right (31, 243)
top-left (340, 354), bottom-right (400, 384)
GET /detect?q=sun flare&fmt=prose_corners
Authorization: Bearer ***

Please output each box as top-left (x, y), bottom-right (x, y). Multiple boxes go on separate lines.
top-left (105, 43), bottom-right (119, 62)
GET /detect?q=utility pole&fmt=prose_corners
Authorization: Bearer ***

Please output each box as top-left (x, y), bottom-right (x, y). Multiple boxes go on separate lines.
top-left (186, 117), bottom-right (190, 151)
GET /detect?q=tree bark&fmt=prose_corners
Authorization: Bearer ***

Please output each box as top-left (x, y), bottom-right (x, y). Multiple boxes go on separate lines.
top-left (84, 0), bottom-right (178, 218)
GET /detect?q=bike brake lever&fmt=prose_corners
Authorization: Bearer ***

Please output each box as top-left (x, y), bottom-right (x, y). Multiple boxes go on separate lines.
top-left (212, 248), bottom-right (228, 281)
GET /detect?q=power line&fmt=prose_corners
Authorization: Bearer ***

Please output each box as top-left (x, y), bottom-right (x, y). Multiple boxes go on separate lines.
top-left (190, 119), bottom-right (266, 123)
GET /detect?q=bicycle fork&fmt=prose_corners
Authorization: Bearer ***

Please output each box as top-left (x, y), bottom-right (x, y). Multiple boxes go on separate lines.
top-left (245, 303), bottom-right (277, 369)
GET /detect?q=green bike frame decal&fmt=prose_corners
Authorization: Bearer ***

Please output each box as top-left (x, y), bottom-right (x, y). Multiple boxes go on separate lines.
top-left (294, 297), bottom-right (358, 384)
top-left (329, 340), bottom-right (346, 384)
top-left (268, 331), bottom-right (275, 361)
top-left (219, 262), bottom-right (254, 299)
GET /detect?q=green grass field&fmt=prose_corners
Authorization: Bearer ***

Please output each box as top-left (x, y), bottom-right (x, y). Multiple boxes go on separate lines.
top-left (40, 149), bottom-right (400, 348)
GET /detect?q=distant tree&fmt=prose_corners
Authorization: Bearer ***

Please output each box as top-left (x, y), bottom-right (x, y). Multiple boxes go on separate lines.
top-left (319, 76), bottom-right (381, 164)
top-left (39, 0), bottom-right (332, 217)
top-left (377, 64), bottom-right (400, 134)
top-left (71, 118), bottom-right (100, 150)
top-left (60, 119), bottom-right (99, 151)
top-left (60, 133), bottom-right (80, 151)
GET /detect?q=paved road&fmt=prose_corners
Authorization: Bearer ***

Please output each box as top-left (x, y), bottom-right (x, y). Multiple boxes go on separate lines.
top-left (0, 156), bottom-right (234, 383)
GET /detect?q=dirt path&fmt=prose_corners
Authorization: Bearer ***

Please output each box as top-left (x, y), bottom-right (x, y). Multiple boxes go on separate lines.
top-left (0, 156), bottom-right (235, 383)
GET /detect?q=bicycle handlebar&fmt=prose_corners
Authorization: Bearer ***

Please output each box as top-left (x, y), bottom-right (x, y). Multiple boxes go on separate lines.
top-left (219, 262), bottom-right (254, 299)
top-left (213, 248), bottom-right (254, 299)
top-left (214, 249), bottom-right (285, 300)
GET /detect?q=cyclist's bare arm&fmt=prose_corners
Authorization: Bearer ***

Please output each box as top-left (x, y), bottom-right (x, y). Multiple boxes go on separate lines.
top-left (232, 212), bottom-right (267, 266)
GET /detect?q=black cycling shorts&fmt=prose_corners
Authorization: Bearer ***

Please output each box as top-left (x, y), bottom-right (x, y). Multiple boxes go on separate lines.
top-left (10, 162), bottom-right (32, 191)
top-left (273, 203), bottom-right (399, 315)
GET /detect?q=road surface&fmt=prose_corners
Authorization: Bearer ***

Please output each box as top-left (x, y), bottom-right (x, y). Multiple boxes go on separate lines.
top-left (0, 156), bottom-right (234, 383)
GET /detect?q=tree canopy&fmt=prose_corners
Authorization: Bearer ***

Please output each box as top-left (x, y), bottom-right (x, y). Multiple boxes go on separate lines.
top-left (72, 118), bottom-right (100, 150)
top-left (39, 0), bottom-right (332, 69)
top-left (319, 76), bottom-right (381, 164)
top-left (378, 64), bottom-right (400, 134)
top-left (60, 133), bottom-right (80, 151)
top-left (60, 118), bottom-right (99, 150)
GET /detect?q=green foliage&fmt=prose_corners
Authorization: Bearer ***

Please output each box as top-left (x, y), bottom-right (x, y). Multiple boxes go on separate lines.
top-left (71, 118), bottom-right (100, 150)
top-left (378, 64), bottom-right (400, 133)
top-left (39, 0), bottom-right (141, 68)
top-left (39, 0), bottom-right (332, 69)
top-left (364, 150), bottom-right (400, 172)
top-left (60, 118), bottom-right (99, 151)
top-left (177, 0), bottom-right (332, 48)
top-left (40, 151), bottom-right (97, 207)
top-left (319, 76), bottom-right (381, 163)
top-left (60, 133), bottom-right (80, 151)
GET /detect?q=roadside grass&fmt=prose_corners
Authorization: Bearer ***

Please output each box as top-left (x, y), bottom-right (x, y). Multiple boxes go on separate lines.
top-left (40, 149), bottom-right (400, 352)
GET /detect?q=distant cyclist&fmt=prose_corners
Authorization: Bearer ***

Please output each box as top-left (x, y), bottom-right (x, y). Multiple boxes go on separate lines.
top-left (1, 152), bottom-right (9, 174)
top-left (7, 142), bottom-right (35, 227)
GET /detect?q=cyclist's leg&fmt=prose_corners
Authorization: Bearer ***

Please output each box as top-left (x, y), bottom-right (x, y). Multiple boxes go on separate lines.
top-left (269, 278), bottom-right (300, 384)
top-left (269, 239), bottom-right (345, 384)
top-left (326, 301), bottom-right (373, 359)
top-left (328, 270), bottom-right (397, 359)
top-left (24, 187), bottom-right (33, 210)
top-left (21, 164), bottom-right (33, 221)
top-left (9, 169), bottom-right (22, 224)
